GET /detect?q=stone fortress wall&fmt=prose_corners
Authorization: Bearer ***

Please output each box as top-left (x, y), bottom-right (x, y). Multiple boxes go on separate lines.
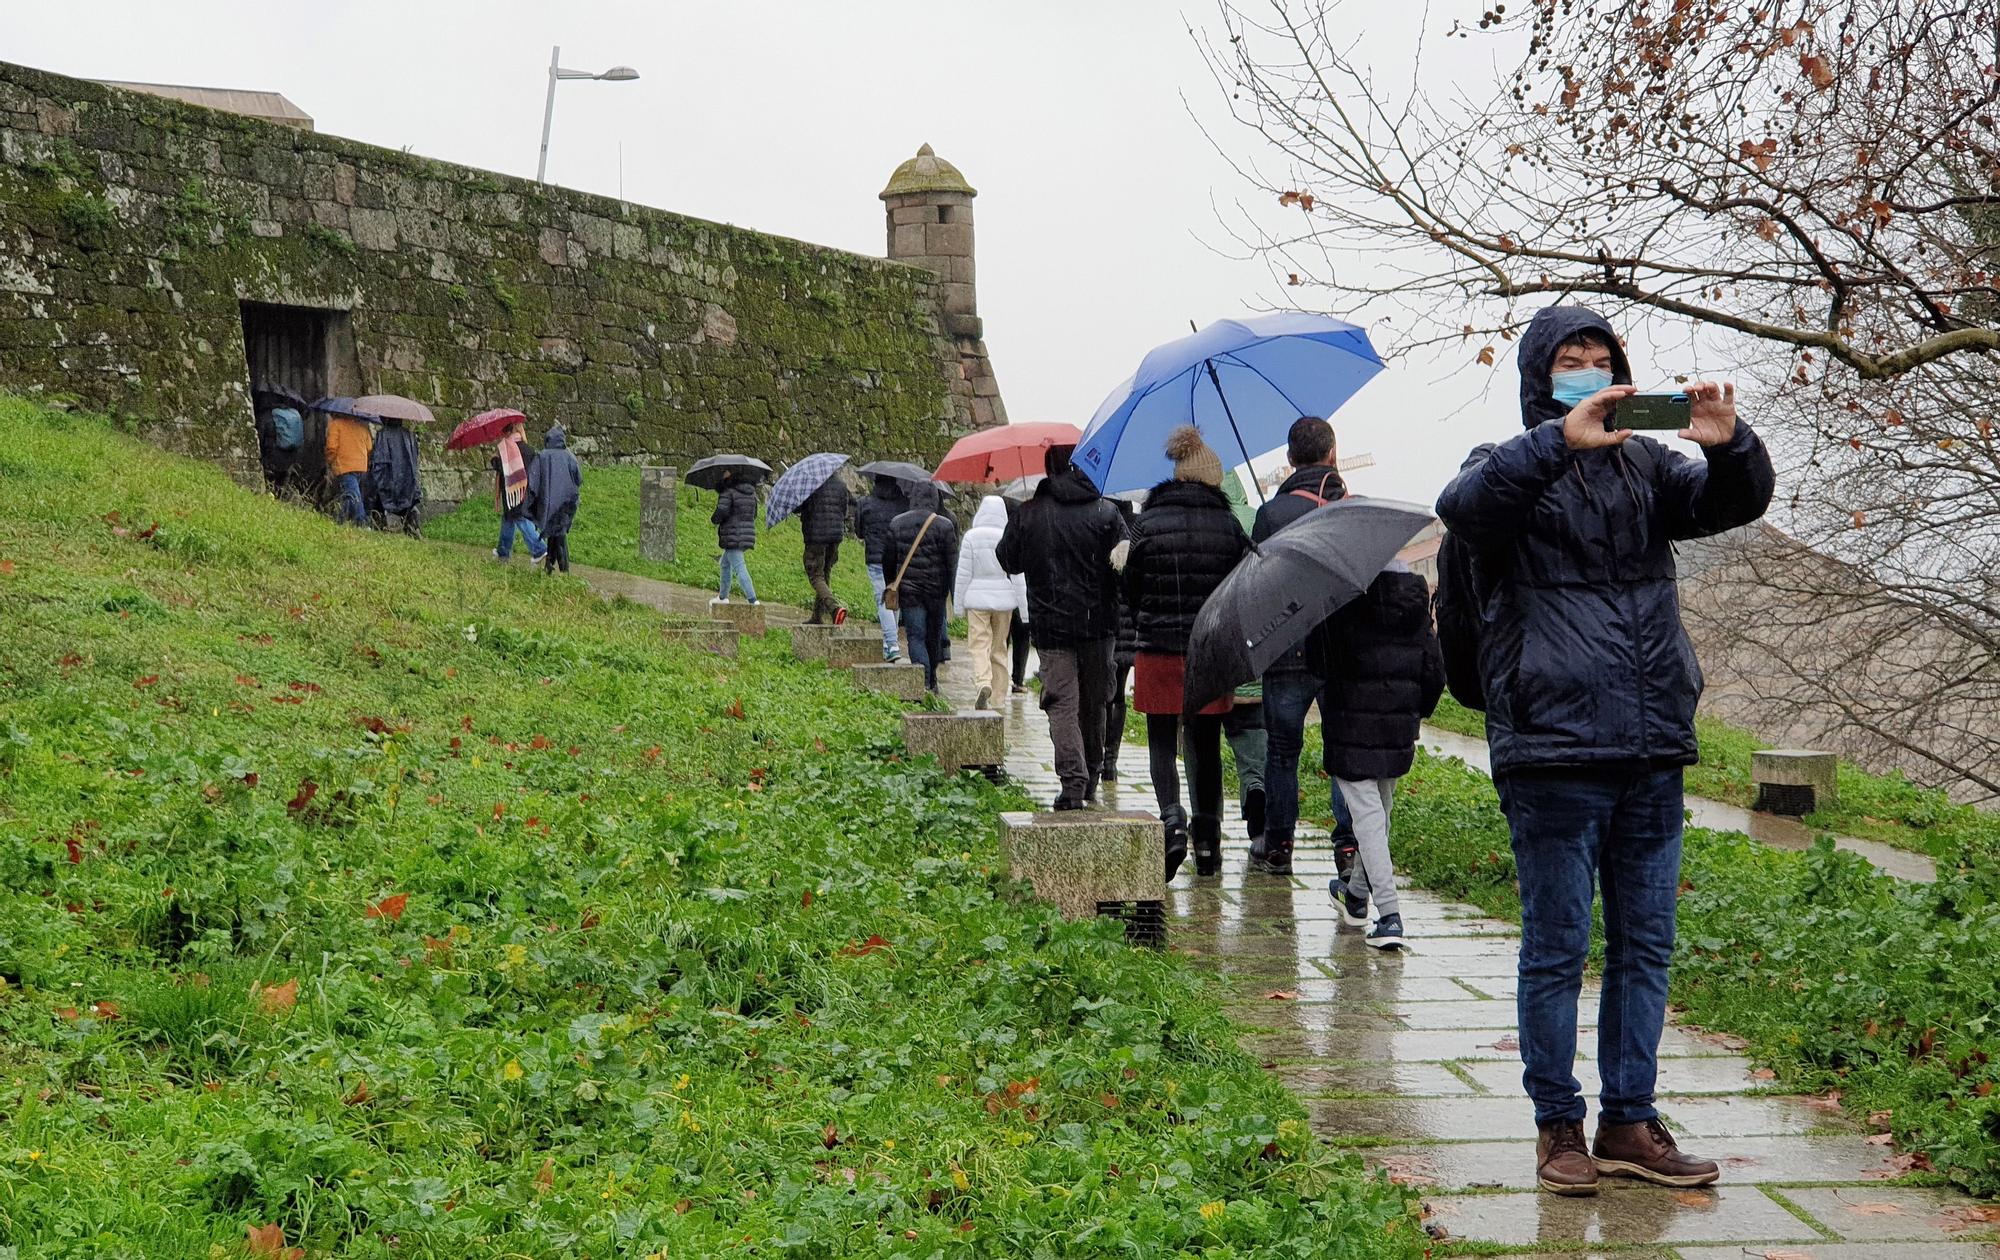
top-left (0, 59), bottom-right (1006, 503)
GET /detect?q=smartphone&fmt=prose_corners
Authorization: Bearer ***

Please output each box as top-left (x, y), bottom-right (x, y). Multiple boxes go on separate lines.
top-left (1611, 393), bottom-right (1692, 431)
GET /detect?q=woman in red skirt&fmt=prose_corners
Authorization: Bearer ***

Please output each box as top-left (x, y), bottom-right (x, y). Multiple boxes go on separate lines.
top-left (1121, 427), bottom-right (1251, 879)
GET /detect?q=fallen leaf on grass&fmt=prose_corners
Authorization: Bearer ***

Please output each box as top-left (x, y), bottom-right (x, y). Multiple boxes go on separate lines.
top-left (1864, 1132), bottom-right (1896, 1145)
top-left (822, 1123), bottom-right (841, 1149)
top-left (839, 935), bottom-right (891, 958)
top-left (1262, 989), bottom-right (1298, 1001)
top-left (253, 977), bottom-right (298, 1016)
top-left (134, 675), bottom-right (159, 689)
top-left (245, 1222), bottom-right (303, 1259)
top-left (0, 560), bottom-right (13, 576)
top-left (343, 1078), bottom-right (371, 1105)
top-left (1941, 1203), bottom-right (2000, 1229)
top-left (534, 1158), bottom-right (555, 1194)
top-left (1863, 1150), bottom-right (1934, 1178)
top-left (286, 781), bottom-right (318, 813)
top-left (365, 893), bottom-right (408, 921)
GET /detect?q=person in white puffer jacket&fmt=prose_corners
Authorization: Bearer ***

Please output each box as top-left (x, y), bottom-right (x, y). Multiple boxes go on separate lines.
top-left (955, 494), bottom-right (1029, 710)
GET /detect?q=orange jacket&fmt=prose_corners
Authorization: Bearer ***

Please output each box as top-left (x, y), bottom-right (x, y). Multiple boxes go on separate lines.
top-left (325, 416), bottom-right (373, 477)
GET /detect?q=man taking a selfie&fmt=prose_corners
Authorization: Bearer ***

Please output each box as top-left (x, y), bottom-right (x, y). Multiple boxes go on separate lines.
top-left (1436, 305), bottom-right (1775, 1196)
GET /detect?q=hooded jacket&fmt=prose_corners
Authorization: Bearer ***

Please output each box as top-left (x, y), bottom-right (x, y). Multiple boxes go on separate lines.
top-left (1435, 304), bottom-right (1775, 774)
top-left (325, 415), bottom-right (373, 478)
top-left (997, 449), bottom-right (1126, 649)
top-left (711, 478), bottom-right (759, 551)
top-left (883, 482), bottom-right (959, 605)
top-left (367, 421), bottom-right (423, 516)
top-left (853, 477), bottom-right (909, 567)
top-left (799, 475), bottom-right (852, 547)
top-left (1123, 478), bottom-right (1249, 655)
top-left (1250, 463), bottom-right (1350, 676)
top-left (528, 426), bottom-right (582, 537)
top-left (1320, 565), bottom-right (1445, 781)
top-left (955, 495), bottom-right (1029, 614)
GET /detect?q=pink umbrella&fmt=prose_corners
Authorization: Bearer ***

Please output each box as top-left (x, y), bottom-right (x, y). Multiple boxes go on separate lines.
top-left (446, 408), bottom-right (527, 451)
top-left (934, 421), bottom-right (1083, 484)
top-left (354, 394), bottom-right (437, 424)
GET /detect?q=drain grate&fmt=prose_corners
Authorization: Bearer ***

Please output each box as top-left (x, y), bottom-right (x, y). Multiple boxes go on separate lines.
top-left (1096, 900), bottom-right (1166, 949)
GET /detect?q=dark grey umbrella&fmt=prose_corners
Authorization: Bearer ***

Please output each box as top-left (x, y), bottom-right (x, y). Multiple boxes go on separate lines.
top-left (685, 453), bottom-right (772, 491)
top-left (1183, 497), bottom-right (1435, 713)
top-left (856, 460), bottom-right (933, 485)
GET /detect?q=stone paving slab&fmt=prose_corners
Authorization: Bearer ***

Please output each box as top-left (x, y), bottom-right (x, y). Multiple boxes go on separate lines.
top-left (1779, 1187), bottom-right (2000, 1243)
top-left (1313, 1095), bottom-right (1532, 1141)
top-left (1271, 1060), bottom-right (1479, 1097)
top-left (1457, 1054), bottom-right (1763, 1097)
top-left (1366, 1135), bottom-right (1914, 1192)
top-left (1678, 1244), bottom-right (1999, 1259)
top-left (1423, 1185), bottom-right (1817, 1247)
top-left (1659, 1094), bottom-right (1856, 1138)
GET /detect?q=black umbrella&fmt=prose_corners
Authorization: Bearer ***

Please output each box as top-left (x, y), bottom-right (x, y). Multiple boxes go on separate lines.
top-left (1183, 497), bottom-right (1435, 713)
top-left (685, 453), bottom-right (773, 491)
top-left (253, 384), bottom-right (309, 411)
top-left (311, 396), bottom-right (384, 424)
top-left (856, 460), bottom-right (933, 485)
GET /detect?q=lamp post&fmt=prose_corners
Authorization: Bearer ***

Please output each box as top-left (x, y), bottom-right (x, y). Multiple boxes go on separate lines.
top-left (536, 45), bottom-right (639, 184)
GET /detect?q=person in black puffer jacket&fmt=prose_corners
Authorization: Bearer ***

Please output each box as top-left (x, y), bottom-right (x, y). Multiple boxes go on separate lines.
top-left (798, 473), bottom-right (852, 625)
top-left (1436, 303), bottom-right (1772, 1194)
top-left (1123, 427), bottom-right (1250, 878)
top-left (1101, 497), bottom-right (1141, 785)
top-left (711, 471), bottom-right (760, 603)
top-left (854, 476), bottom-right (909, 661)
top-left (882, 481), bottom-right (959, 691)
top-left (998, 446), bottom-right (1126, 808)
top-left (1321, 563), bottom-right (1444, 951)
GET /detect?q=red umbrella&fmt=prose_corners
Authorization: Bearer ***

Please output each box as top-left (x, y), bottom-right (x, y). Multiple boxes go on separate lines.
top-left (447, 408), bottom-right (527, 451)
top-left (934, 421), bottom-right (1083, 484)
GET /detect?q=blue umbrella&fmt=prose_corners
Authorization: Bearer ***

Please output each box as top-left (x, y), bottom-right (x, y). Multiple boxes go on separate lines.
top-left (764, 452), bottom-right (851, 528)
top-left (311, 396), bottom-right (384, 424)
top-left (1072, 312), bottom-right (1383, 497)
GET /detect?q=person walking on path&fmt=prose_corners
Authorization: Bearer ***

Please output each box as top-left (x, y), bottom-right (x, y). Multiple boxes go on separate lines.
top-left (527, 424), bottom-right (582, 575)
top-left (1436, 304), bottom-right (1773, 1197)
top-left (854, 475), bottom-right (909, 661)
top-left (1005, 496), bottom-right (1034, 695)
top-left (1250, 417), bottom-right (1359, 876)
top-left (711, 468), bottom-right (760, 603)
top-left (1101, 498), bottom-right (1140, 783)
top-left (955, 494), bottom-right (1027, 709)
top-left (368, 417), bottom-right (424, 537)
top-left (1124, 427), bottom-right (1250, 879)
top-left (798, 473), bottom-right (852, 625)
top-left (489, 421), bottom-right (548, 563)
top-left (998, 445), bottom-right (1125, 810)
top-left (325, 409), bottom-right (374, 528)
top-left (883, 481), bottom-right (959, 693)
top-left (1322, 559), bottom-right (1445, 950)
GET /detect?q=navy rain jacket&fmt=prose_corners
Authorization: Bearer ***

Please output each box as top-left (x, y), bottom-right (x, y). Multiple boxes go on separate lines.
top-left (1434, 305), bottom-right (1775, 774)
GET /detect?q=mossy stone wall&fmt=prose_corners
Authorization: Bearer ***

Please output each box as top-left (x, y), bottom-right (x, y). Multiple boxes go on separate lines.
top-left (0, 61), bottom-right (971, 502)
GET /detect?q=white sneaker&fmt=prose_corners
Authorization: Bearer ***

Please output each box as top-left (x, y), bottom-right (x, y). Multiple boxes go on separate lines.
top-left (716, 597), bottom-right (730, 604)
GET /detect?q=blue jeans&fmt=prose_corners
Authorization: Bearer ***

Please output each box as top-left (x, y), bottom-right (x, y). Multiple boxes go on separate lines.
top-left (1261, 671), bottom-right (1356, 854)
top-left (719, 549), bottom-right (756, 601)
top-left (496, 515), bottom-right (546, 559)
top-left (336, 472), bottom-right (368, 526)
top-left (1495, 766), bottom-right (1684, 1128)
top-left (901, 599), bottom-right (945, 691)
top-left (866, 563), bottom-right (900, 659)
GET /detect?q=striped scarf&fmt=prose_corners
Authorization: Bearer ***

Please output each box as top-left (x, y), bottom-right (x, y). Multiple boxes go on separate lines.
top-left (498, 436), bottom-right (528, 510)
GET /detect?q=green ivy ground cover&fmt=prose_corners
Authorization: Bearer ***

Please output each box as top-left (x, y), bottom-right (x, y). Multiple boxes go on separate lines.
top-left (424, 464), bottom-right (881, 618)
top-left (0, 398), bottom-right (1419, 1258)
top-left (1389, 747), bottom-right (2000, 1198)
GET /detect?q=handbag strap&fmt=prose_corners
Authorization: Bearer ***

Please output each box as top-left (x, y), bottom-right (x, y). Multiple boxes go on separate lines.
top-left (889, 513), bottom-right (938, 590)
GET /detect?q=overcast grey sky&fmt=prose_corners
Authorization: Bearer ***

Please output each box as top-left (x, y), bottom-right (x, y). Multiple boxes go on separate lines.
top-left (3, 1), bottom-right (1726, 504)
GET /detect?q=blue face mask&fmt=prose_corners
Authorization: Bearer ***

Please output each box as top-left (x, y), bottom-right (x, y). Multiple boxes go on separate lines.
top-left (1550, 366), bottom-right (1614, 408)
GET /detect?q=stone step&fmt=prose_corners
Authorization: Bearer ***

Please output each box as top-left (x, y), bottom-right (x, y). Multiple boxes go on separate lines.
top-left (707, 598), bottom-right (766, 635)
top-left (903, 710), bottom-right (1004, 773)
top-left (852, 662), bottom-right (926, 700)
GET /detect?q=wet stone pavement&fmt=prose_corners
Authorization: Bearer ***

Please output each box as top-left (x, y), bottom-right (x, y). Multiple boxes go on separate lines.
top-left (928, 661), bottom-right (1999, 1258)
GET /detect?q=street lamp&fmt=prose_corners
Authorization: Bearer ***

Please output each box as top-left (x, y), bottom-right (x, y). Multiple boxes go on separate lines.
top-left (536, 45), bottom-right (639, 184)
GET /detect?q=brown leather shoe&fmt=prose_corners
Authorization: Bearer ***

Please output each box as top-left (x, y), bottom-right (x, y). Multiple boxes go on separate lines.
top-left (1593, 1117), bottom-right (1720, 1187)
top-left (1536, 1119), bottom-right (1599, 1196)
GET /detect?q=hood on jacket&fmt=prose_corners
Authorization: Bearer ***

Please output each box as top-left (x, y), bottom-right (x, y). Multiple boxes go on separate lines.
top-left (1365, 565), bottom-right (1434, 634)
top-left (542, 424), bottom-right (567, 448)
top-left (972, 495), bottom-right (1009, 529)
top-left (1045, 443), bottom-right (1077, 478)
top-left (1516, 305), bottom-right (1633, 428)
top-left (1276, 463), bottom-right (1348, 502)
top-left (1042, 467), bottom-right (1103, 506)
top-left (871, 476), bottom-right (908, 501)
top-left (905, 481), bottom-right (944, 514)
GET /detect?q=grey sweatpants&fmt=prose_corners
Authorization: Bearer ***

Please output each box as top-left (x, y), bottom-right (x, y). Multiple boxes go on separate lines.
top-left (1335, 776), bottom-right (1401, 919)
top-left (1039, 637), bottom-right (1113, 804)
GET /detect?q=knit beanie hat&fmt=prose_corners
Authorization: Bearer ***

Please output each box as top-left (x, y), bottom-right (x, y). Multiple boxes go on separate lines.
top-left (1167, 425), bottom-right (1223, 487)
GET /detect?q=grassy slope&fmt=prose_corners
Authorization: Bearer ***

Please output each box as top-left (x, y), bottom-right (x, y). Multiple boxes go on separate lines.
top-left (1391, 746), bottom-right (2000, 1197)
top-left (424, 464), bottom-right (880, 616)
top-left (1427, 695), bottom-right (2000, 860)
top-left (0, 400), bottom-right (1416, 1258)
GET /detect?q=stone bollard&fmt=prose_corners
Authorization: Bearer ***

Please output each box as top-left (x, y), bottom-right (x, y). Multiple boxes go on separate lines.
top-left (1751, 748), bottom-right (1839, 816)
top-left (790, 623), bottom-right (836, 662)
top-left (826, 631), bottom-right (885, 669)
top-left (851, 662), bottom-right (926, 700)
top-left (639, 467), bottom-right (678, 563)
top-left (902, 710), bottom-right (1004, 775)
top-left (661, 617), bottom-right (739, 658)
top-left (708, 598), bottom-right (767, 636)
top-left (999, 810), bottom-right (1167, 946)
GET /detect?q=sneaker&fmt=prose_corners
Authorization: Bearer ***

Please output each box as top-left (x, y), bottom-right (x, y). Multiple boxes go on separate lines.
top-left (975, 686), bottom-right (992, 710)
top-left (1364, 913), bottom-right (1406, 950)
top-left (492, 549), bottom-right (507, 562)
top-left (1592, 1118), bottom-right (1720, 1188)
top-left (1536, 1120), bottom-right (1599, 1196)
top-left (1334, 834), bottom-right (1359, 883)
top-left (1010, 682), bottom-right (1029, 695)
top-left (833, 607), bottom-right (848, 626)
top-left (748, 599), bottom-right (760, 606)
top-left (1329, 877), bottom-right (1369, 927)
top-left (716, 596), bottom-right (731, 604)
top-left (1052, 796), bottom-right (1086, 812)
top-left (1246, 847), bottom-right (1293, 877)
top-left (886, 653), bottom-right (902, 664)
top-left (1099, 765), bottom-right (1118, 783)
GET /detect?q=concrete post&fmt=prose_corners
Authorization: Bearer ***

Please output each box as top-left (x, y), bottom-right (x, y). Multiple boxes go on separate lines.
top-left (640, 466), bottom-right (677, 563)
